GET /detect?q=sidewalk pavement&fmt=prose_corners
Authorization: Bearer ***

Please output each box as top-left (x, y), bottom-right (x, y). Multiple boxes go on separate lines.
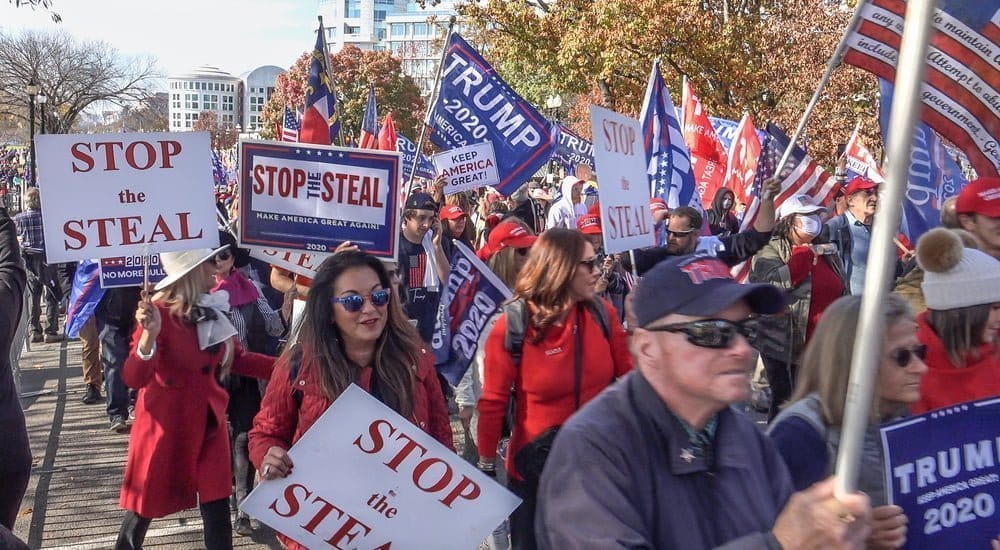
top-left (12, 337), bottom-right (281, 549)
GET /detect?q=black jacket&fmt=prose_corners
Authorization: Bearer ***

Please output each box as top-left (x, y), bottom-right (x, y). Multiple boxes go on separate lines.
top-left (0, 207), bottom-right (31, 490)
top-left (634, 229), bottom-right (772, 276)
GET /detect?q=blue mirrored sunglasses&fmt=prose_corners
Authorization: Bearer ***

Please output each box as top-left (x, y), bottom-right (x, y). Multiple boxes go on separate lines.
top-left (330, 289), bottom-right (391, 312)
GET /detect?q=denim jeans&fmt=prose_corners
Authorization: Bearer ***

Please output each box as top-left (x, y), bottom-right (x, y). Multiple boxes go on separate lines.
top-left (98, 321), bottom-right (131, 419)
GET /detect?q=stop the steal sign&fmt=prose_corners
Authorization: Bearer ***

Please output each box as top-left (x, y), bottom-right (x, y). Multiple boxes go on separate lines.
top-left (240, 384), bottom-right (520, 549)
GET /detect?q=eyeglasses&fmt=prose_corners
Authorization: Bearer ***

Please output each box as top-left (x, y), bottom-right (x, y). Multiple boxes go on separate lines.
top-left (579, 257), bottom-right (600, 271)
top-left (213, 250), bottom-right (232, 263)
top-left (666, 228), bottom-right (696, 238)
top-left (330, 289), bottom-right (392, 313)
top-left (888, 344), bottom-right (927, 368)
top-left (644, 318), bottom-right (758, 349)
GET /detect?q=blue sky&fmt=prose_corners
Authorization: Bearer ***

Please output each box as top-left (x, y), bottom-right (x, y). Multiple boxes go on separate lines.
top-left (1, 0), bottom-right (320, 86)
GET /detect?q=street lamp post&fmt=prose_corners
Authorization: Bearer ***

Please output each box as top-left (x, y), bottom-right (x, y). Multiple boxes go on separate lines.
top-left (26, 81), bottom-right (38, 187)
top-left (37, 93), bottom-right (47, 134)
top-left (544, 94), bottom-right (562, 181)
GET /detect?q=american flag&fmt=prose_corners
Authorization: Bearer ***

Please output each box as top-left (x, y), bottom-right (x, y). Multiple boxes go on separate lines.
top-left (730, 123), bottom-right (838, 281)
top-left (299, 22), bottom-right (340, 145)
top-left (640, 60), bottom-right (701, 228)
top-left (281, 106), bottom-right (300, 142)
top-left (843, 0), bottom-right (999, 178)
top-left (358, 84), bottom-right (379, 150)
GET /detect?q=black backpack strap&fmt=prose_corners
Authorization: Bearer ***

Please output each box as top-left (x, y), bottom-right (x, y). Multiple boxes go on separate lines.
top-left (287, 344), bottom-right (304, 407)
top-left (503, 299), bottom-right (528, 368)
top-left (584, 298), bottom-right (611, 339)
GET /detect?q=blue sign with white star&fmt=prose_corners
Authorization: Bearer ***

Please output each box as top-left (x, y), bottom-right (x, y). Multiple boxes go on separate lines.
top-left (238, 140), bottom-right (401, 262)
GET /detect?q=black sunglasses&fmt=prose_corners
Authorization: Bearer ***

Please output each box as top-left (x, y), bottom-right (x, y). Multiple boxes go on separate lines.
top-left (213, 250), bottom-right (232, 263)
top-left (579, 257), bottom-right (600, 271)
top-left (330, 289), bottom-right (392, 313)
top-left (644, 318), bottom-right (758, 349)
top-left (666, 228), bottom-right (696, 238)
top-left (888, 344), bottom-right (927, 368)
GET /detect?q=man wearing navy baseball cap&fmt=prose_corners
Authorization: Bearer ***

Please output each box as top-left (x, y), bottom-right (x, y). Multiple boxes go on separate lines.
top-left (536, 254), bottom-right (872, 549)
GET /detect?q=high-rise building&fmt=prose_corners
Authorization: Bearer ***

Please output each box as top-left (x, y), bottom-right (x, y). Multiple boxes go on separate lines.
top-left (318, 0), bottom-right (409, 52)
top-left (241, 66), bottom-right (286, 132)
top-left (167, 65), bottom-right (285, 133)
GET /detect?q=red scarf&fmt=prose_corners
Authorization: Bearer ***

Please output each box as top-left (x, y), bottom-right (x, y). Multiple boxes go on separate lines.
top-left (213, 269), bottom-right (260, 307)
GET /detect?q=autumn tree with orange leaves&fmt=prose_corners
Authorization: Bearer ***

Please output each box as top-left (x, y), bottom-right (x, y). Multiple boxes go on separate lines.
top-left (456, 0), bottom-right (881, 167)
top-left (260, 45), bottom-right (424, 144)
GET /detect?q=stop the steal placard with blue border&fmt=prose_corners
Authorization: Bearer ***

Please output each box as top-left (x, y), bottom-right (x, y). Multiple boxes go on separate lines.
top-left (239, 140), bottom-right (400, 262)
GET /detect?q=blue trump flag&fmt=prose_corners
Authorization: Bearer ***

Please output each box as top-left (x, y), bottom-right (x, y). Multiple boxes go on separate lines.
top-left (640, 60), bottom-right (698, 213)
top-left (432, 242), bottom-right (512, 385)
top-left (879, 79), bottom-right (969, 243)
top-left (880, 398), bottom-right (1000, 548)
top-left (64, 260), bottom-right (105, 339)
top-left (551, 123), bottom-right (595, 171)
top-left (429, 33), bottom-right (557, 196)
top-left (396, 134), bottom-right (436, 180)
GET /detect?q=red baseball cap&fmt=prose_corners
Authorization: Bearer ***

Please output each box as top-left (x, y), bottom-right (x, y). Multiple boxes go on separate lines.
top-left (843, 176), bottom-right (879, 196)
top-left (576, 214), bottom-right (603, 235)
top-left (440, 205), bottom-right (466, 221)
top-left (650, 198), bottom-right (669, 213)
top-left (478, 221), bottom-right (537, 261)
top-left (956, 177), bottom-right (1000, 217)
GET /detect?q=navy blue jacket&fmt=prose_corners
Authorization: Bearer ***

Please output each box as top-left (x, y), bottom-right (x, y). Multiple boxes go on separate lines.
top-left (536, 370), bottom-right (793, 549)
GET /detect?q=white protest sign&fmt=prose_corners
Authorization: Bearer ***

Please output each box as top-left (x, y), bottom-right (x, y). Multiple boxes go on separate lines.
top-left (34, 132), bottom-right (218, 263)
top-left (240, 384), bottom-right (520, 549)
top-left (432, 141), bottom-right (500, 195)
top-left (590, 106), bottom-right (655, 255)
top-left (245, 245), bottom-right (328, 280)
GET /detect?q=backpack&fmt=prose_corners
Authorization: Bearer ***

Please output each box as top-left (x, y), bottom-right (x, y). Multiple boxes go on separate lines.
top-left (502, 298), bottom-right (611, 366)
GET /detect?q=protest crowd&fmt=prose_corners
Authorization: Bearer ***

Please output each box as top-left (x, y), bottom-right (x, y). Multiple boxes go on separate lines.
top-left (3, 6), bottom-right (1000, 550)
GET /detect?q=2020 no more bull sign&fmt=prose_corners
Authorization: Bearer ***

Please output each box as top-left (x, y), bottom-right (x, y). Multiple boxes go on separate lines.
top-left (239, 140), bottom-right (401, 262)
top-left (34, 132), bottom-right (219, 264)
top-left (240, 385), bottom-right (520, 549)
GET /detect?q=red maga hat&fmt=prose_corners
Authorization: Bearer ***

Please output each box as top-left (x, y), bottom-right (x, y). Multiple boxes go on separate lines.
top-left (956, 177), bottom-right (1000, 218)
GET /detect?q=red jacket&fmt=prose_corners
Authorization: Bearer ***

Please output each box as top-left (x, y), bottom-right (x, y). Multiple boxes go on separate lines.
top-left (477, 299), bottom-right (633, 480)
top-left (913, 312), bottom-right (1000, 414)
top-left (120, 305), bottom-right (274, 518)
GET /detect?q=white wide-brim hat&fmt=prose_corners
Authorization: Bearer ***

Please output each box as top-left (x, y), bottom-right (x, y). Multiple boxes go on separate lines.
top-left (154, 246), bottom-right (229, 291)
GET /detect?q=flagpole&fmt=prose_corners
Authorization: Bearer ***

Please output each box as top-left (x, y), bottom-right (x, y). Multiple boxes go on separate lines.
top-left (318, 15), bottom-right (346, 148)
top-left (776, 1), bottom-right (866, 175)
top-left (406, 15), bottom-right (457, 199)
top-left (833, 0), bottom-right (935, 499)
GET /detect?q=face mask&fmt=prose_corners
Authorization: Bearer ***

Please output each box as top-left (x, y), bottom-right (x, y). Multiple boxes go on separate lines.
top-left (796, 214), bottom-right (823, 237)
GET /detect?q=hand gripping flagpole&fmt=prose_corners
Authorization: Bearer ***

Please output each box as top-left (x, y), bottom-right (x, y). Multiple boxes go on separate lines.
top-left (405, 15), bottom-right (457, 200)
top-left (318, 16), bottom-right (346, 148)
top-left (833, 0), bottom-right (936, 499)
top-left (775, 1), bottom-right (866, 177)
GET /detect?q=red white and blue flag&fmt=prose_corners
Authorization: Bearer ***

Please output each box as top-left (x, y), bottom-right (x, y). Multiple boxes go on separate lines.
top-left (280, 106), bottom-right (300, 142)
top-left (723, 113), bottom-right (762, 216)
top-left (640, 60), bottom-right (701, 227)
top-left (843, 122), bottom-right (884, 183)
top-left (844, 0), bottom-right (1000, 177)
top-left (682, 78), bottom-right (729, 210)
top-left (358, 84), bottom-right (380, 149)
top-left (299, 22), bottom-right (340, 145)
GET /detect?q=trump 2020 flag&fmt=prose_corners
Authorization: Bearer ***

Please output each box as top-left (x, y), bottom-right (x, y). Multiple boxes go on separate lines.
top-left (397, 134), bottom-right (436, 180)
top-left (432, 242), bottom-right (511, 385)
top-left (844, 0), bottom-right (1000, 177)
top-left (429, 33), bottom-right (556, 196)
top-left (299, 21), bottom-right (340, 145)
top-left (879, 79), bottom-right (969, 243)
top-left (640, 60), bottom-right (699, 216)
top-left (551, 123), bottom-right (595, 172)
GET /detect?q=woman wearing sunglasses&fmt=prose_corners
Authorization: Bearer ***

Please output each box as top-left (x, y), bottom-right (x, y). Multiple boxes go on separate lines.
top-left (750, 195), bottom-right (847, 420)
top-left (116, 247), bottom-right (276, 550)
top-left (477, 228), bottom-right (633, 550)
top-left (768, 294), bottom-right (925, 550)
top-left (910, 228), bottom-right (1000, 413)
top-left (249, 251), bottom-right (453, 548)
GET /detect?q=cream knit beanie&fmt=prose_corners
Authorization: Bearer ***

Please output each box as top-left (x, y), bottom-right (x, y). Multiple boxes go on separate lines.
top-left (917, 228), bottom-right (1000, 310)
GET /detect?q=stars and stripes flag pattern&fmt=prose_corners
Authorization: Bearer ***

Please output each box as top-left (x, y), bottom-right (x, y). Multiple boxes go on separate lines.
top-left (843, 122), bottom-right (884, 183)
top-left (358, 84), bottom-right (380, 149)
top-left (299, 22), bottom-right (340, 145)
top-left (730, 123), bottom-right (839, 281)
top-left (681, 78), bottom-right (729, 210)
top-left (843, 0), bottom-right (1000, 178)
top-left (281, 106), bottom-right (300, 142)
top-left (640, 60), bottom-right (702, 225)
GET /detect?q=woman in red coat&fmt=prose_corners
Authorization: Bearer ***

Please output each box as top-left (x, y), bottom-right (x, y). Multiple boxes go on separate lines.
top-left (249, 251), bottom-right (453, 550)
top-left (477, 228), bottom-right (634, 550)
top-left (115, 247), bottom-right (275, 550)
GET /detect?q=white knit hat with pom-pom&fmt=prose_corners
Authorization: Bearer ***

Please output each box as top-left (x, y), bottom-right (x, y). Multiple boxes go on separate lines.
top-left (917, 228), bottom-right (1000, 310)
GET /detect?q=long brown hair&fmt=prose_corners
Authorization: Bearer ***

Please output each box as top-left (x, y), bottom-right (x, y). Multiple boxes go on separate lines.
top-left (512, 228), bottom-right (586, 342)
top-left (927, 304), bottom-right (993, 367)
top-left (790, 294), bottom-right (913, 425)
top-left (293, 251), bottom-right (421, 416)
